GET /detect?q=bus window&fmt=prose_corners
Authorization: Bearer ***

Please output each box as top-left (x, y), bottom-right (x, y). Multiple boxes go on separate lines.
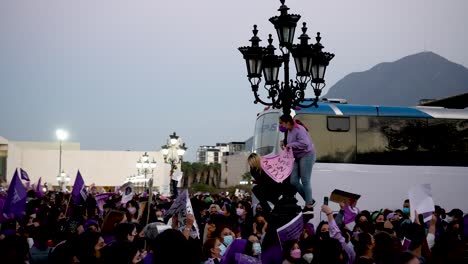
top-left (327, 117), bottom-right (350, 132)
top-left (253, 111), bottom-right (281, 156)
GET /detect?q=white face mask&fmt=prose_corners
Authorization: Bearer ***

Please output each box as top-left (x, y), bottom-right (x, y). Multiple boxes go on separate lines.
top-left (219, 244), bottom-right (227, 256)
top-left (444, 216), bottom-right (453, 223)
top-left (236, 208), bottom-right (245, 216)
top-left (128, 207), bottom-right (137, 215)
top-left (303, 253), bottom-right (314, 263)
top-left (253, 242), bottom-right (261, 255)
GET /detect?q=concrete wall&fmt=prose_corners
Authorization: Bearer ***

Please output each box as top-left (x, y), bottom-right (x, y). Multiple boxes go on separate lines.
top-left (3, 139), bottom-right (173, 192)
top-left (221, 152), bottom-right (250, 188)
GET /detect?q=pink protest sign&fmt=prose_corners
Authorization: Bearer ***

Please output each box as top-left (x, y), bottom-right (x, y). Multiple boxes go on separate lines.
top-left (260, 148), bottom-right (294, 183)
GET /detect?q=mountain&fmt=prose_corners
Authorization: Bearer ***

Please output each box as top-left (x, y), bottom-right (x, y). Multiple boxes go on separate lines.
top-left (324, 52), bottom-right (468, 106)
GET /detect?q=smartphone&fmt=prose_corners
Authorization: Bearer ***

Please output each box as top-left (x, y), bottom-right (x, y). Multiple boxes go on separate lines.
top-left (324, 196), bottom-right (329, 206)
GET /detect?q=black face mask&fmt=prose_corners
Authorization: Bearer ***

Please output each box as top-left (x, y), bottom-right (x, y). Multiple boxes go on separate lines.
top-left (256, 222), bottom-right (265, 232)
top-left (391, 219), bottom-right (402, 230)
top-left (375, 222), bottom-right (384, 231)
top-left (319, 232), bottom-right (330, 240)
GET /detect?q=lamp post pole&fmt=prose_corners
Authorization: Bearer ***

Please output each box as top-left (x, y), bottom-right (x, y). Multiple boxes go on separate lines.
top-left (161, 132), bottom-right (187, 198)
top-left (238, 0), bottom-right (334, 115)
top-left (136, 152), bottom-right (156, 194)
top-left (56, 129), bottom-right (68, 191)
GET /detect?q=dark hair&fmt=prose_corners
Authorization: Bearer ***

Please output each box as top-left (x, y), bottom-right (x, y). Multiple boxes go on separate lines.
top-left (354, 232), bottom-right (373, 258)
top-left (373, 231), bottom-right (402, 264)
top-left (153, 229), bottom-right (191, 264)
top-left (279, 114), bottom-right (294, 124)
top-left (101, 210), bottom-right (126, 235)
top-left (316, 221), bottom-right (329, 234)
top-left (114, 223), bottom-right (136, 242)
top-left (282, 239), bottom-right (298, 262)
top-left (202, 238), bottom-right (218, 260)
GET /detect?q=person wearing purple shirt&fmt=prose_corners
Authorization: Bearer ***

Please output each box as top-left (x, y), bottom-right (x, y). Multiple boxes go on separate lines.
top-left (279, 114), bottom-right (316, 214)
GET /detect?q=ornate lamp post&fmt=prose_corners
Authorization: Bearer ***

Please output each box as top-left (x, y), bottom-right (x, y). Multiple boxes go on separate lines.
top-left (161, 132), bottom-right (187, 198)
top-left (161, 132), bottom-right (187, 165)
top-left (136, 152), bottom-right (157, 193)
top-left (56, 170), bottom-right (70, 192)
top-left (56, 129), bottom-right (68, 191)
top-left (239, 0), bottom-right (334, 116)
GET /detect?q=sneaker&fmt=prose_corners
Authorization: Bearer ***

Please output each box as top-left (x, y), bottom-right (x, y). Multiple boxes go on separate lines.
top-left (302, 206), bottom-right (314, 215)
top-left (302, 199), bottom-right (316, 215)
top-left (310, 199), bottom-right (316, 208)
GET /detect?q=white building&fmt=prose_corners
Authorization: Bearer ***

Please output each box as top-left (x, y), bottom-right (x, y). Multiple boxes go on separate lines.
top-left (196, 142), bottom-right (246, 164)
top-left (0, 136), bottom-right (174, 194)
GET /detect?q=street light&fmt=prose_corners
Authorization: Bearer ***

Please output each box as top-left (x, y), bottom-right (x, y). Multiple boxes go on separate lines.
top-left (238, 0), bottom-right (334, 116)
top-left (56, 170), bottom-right (70, 192)
top-left (161, 132), bottom-right (187, 165)
top-left (56, 129), bottom-right (68, 191)
top-left (136, 152), bottom-right (157, 192)
top-left (161, 132), bottom-right (187, 198)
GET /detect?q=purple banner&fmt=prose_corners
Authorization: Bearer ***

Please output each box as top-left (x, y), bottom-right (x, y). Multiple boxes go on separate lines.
top-left (2, 170), bottom-right (27, 220)
top-left (277, 212), bottom-right (304, 248)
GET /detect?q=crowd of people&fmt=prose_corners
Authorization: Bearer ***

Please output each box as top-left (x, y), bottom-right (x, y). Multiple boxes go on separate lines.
top-left (0, 186), bottom-right (466, 264)
top-left (0, 114), bottom-right (467, 264)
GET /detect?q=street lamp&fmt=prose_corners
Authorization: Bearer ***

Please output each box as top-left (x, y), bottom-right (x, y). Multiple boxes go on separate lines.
top-left (161, 132), bottom-right (187, 165)
top-left (136, 152), bottom-right (157, 192)
top-left (56, 129), bottom-right (68, 191)
top-left (238, 0), bottom-right (334, 116)
top-left (161, 132), bottom-right (187, 198)
top-left (56, 170), bottom-right (70, 192)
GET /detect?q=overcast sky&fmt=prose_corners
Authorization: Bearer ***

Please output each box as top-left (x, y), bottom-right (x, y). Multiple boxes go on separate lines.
top-left (1, 0), bottom-right (467, 161)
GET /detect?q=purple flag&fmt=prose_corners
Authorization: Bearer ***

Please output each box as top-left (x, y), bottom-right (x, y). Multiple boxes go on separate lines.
top-left (277, 212), bottom-right (304, 249)
top-left (36, 177), bottom-right (44, 198)
top-left (20, 168), bottom-right (30, 181)
top-left (71, 170), bottom-right (87, 205)
top-left (0, 197), bottom-right (6, 217)
top-left (2, 170), bottom-right (27, 220)
top-left (220, 239), bottom-right (248, 264)
top-left (344, 205), bottom-right (360, 225)
top-left (95, 193), bottom-right (114, 215)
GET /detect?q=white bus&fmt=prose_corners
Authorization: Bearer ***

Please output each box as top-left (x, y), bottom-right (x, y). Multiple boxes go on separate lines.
top-left (253, 102), bottom-right (468, 216)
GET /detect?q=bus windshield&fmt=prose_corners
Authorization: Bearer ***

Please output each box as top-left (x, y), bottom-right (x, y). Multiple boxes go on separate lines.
top-left (253, 111), bottom-right (281, 156)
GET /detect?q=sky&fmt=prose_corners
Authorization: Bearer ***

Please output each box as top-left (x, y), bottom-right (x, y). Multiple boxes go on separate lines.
top-left (1, 0), bottom-right (468, 161)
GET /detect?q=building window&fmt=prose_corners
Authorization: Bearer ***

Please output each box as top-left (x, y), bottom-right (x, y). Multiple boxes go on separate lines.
top-left (327, 116), bottom-right (350, 132)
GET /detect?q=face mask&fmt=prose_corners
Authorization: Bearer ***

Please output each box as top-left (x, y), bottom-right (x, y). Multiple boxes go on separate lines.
top-left (291, 248), bottom-right (301, 259)
top-left (402, 208), bottom-right (410, 215)
top-left (253, 242), bottom-right (261, 255)
top-left (219, 244), bottom-right (227, 256)
top-left (303, 253), bottom-right (314, 263)
top-left (128, 207), bottom-right (137, 215)
top-left (320, 231), bottom-right (330, 240)
top-left (256, 222), bottom-right (265, 232)
top-left (375, 222), bottom-right (384, 230)
top-left (223, 235), bottom-right (234, 246)
top-left (279, 125), bottom-right (287, 133)
top-left (236, 208), bottom-right (245, 216)
top-left (445, 216), bottom-right (453, 223)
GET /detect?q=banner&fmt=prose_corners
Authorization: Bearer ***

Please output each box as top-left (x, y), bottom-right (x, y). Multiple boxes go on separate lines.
top-left (171, 171), bottom-right (183, 182)
top-left (165, 189), bottom-right (200, 239)
top-left (120, 182), bottom-right (134, 204)
top-left (20, 168), bottom-right (30, 181)
top-left (409, 184), bottom-right (435, 223)
top-left (260, 148), bottom-right (294, 183)
top-left (71, 170), bottom-right (87, 205)
top-left (2, 170), bottom-right (27, 220)
top-left (95, 193), bottom-right (114, 215)
top-left (277, 212), bottom-right (303, 249)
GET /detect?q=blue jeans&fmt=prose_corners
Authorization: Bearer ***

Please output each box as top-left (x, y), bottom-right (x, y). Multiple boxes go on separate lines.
top-left (290, 152), bottom-right (315, 205)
